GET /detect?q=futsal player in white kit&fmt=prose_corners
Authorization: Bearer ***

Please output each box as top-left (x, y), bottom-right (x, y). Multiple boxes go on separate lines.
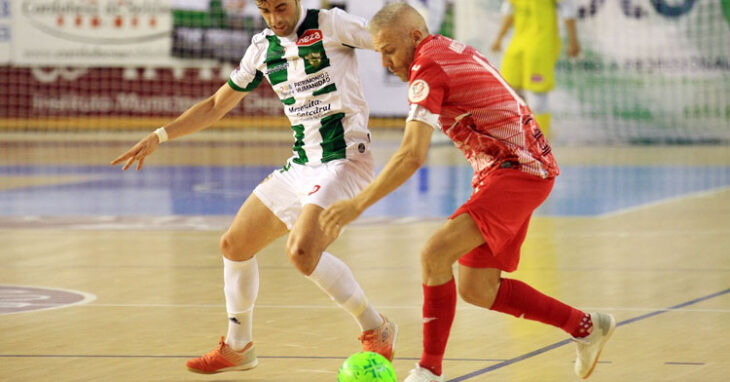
top-left (111, 0), bottom-right (397, 373)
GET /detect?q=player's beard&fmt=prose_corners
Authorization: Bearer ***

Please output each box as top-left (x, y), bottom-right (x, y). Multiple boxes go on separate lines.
top-left (398, 44), bottom-right (418, 82)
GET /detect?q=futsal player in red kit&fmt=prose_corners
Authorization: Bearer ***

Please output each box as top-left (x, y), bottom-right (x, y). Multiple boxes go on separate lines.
top-left (321, 3), bottom-right (615, 381)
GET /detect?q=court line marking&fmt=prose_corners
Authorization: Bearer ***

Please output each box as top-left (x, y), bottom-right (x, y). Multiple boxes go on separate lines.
top-left (0, 285), bottom-right (97, 316)
top-left (446, 288), bottom-right (730, 382)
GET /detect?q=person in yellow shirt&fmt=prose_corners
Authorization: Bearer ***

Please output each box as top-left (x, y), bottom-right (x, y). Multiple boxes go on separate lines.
top-left (491, 0), bottom-right (580, 138)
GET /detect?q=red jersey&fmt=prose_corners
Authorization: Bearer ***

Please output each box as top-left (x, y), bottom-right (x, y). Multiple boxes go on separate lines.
top-left (406, 35), bottom-right (559, 187)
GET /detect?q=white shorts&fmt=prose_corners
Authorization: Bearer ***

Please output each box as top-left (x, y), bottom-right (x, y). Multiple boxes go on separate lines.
top-left (253, 152), bottom-right (375, 229)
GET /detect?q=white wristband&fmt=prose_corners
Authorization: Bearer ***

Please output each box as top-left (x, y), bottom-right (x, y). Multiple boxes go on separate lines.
top-left (153, 127), bottom-right (168, 143)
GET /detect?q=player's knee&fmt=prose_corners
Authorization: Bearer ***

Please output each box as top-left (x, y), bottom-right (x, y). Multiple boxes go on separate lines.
top-left (420, 239), bottom-right (452, 274)
top-left (220, 231), bottom-right (253, 261)
top-left (458, 279), bottom-right (500, 308)
top-left (285, 239), bottom-right (318, 275)
top-left (458, 284), bottom-right (481, 306)
top-left (219, 232), bottom-right (232, 255)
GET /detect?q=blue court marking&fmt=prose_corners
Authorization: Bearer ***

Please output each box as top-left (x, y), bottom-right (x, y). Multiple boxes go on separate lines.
top-left (446, 288), bottom-right (730, 382)
top-left (1, 165), bottom-right (729, 217)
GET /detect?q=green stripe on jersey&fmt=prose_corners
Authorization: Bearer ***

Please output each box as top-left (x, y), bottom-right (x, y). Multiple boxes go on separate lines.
top-left (296, 9), bottom-right (320, 37)
top-left (281, 97), bottom-right (295, 105)
top-left (228, 71), bottom-right (263, 92)
top-left (265, 35), bottom-right (288, 85)
top-left (296, 9), bottom-right (330, 75)
top-left (313, 83), bottom-right (337, 96)
top-left (298, 41), bottom-right (330, 74)
top-left (291, 124), bottom-right (309, 164)
top-left (319, 113), bottom-right (347, 162)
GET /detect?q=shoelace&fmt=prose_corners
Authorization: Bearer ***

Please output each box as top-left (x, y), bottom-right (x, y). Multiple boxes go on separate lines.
top-left (199, 339), bottom-right (227, 363)
top-left (358, 330), bottom-right (377, 343)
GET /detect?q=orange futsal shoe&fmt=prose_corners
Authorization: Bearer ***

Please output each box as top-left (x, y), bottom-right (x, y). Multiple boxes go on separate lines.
top-left (186, 336), bottom-right (258, 374)
top-left (359, 315), bottom-right (398, 361)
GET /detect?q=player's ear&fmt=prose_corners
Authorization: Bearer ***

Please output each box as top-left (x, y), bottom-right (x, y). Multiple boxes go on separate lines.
top-left (411, 29), bottom-right (424, 45)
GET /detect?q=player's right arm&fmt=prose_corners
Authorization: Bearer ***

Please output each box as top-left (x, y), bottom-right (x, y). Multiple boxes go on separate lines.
top-left (112, 36), bottom-right (265, 171)
top-left (163, 83), bottom-right (247, 140)
top-left (490, 1), bottom-right (514, 52)
top-left (110, 84), bottom-right (248, 171)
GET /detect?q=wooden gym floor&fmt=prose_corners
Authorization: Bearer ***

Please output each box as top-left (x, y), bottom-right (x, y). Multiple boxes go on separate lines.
top-left (1, 129), bottom-right (729, 381)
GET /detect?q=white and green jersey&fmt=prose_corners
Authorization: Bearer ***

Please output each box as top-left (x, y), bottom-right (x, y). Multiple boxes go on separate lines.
top-left (229, 7), bottom-right (373, 165)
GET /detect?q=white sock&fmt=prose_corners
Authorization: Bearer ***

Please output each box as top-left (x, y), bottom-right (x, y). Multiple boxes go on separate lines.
top-left (223, 256), bottom-right (259, 351)
top-left (307, 252), bottom-right (384, 331)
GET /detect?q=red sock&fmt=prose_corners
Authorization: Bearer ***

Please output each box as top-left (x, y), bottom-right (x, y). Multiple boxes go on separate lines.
top-left (489, 278), bottom-right (587, 337)
top-left (419, 278), bottom-right (456, 377)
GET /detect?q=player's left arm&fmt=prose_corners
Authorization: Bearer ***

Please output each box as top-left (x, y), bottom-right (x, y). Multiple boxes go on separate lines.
top-left (558, 0), bottom-right (581, 57)
top-left (320, 120), bottom-right (433, 236)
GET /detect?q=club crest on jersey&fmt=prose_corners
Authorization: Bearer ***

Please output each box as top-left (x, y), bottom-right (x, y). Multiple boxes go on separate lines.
top-left (297, 29), bottom-right (323, 46)
top-left (408, 79), bottom-right (430, 103)
top-left (304, 51), bottom-right (324, 70)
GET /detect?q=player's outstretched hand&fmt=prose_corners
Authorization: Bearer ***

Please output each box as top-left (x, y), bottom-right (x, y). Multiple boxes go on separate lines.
top-left (320, 199), bottom-right (362, 238)
top-left (110, 133), bottom-right (160, 171)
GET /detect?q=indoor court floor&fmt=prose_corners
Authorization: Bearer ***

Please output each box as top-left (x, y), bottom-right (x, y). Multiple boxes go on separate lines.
top-left (1, 129), bottom-right (729, 381)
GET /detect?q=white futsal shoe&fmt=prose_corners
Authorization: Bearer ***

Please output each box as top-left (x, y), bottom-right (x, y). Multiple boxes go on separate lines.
top-left (403, 364), bottom-right (445, 382)
top-left (573, 312), bottom-right (616, 379)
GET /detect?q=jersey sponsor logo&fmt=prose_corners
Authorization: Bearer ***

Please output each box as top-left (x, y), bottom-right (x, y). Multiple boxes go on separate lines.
top-left (266, 62), bottom-right (288, 76)
top-left (408, 79), bottom-right (430, 103)
top-left (412, 64), bottom-right (421, 72)
top-left (308, 184), bottom-right (321, 195)
top-left (296, 29), bottom-right (323, 46)
top-left (278, 72), bottom-right (332, 98)
top-left (287, 99), bottom-right (332, 120)
top-left (530, 73), bottom-right (544, 83)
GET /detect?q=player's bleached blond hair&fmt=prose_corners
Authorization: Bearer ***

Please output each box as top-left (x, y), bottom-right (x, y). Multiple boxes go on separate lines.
top-left (368, 2), bottom-right (429, 36)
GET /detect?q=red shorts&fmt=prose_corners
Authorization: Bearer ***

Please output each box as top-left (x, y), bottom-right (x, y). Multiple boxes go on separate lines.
top-left (452, 168), bottom-right (554, 272)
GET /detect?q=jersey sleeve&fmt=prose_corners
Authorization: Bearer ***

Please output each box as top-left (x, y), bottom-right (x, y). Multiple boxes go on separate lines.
top-left (228, 35), bottom-right (265, 92)
top-left (406, 104), bottom-right (442, 130)
top-left (324, 7), bottom-right (374, 50)
top-left (407, 58), bottom-right (448, 116)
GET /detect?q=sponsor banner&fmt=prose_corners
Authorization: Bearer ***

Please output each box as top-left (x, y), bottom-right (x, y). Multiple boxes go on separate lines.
top-left (0, 0), bottom-right (9, 63)
top-left (0, 67), bottom-right (281, 119)
top-left (456, 0), bottom-right (730, 143)
top-left (12, 0), bottom-right (178, 66)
